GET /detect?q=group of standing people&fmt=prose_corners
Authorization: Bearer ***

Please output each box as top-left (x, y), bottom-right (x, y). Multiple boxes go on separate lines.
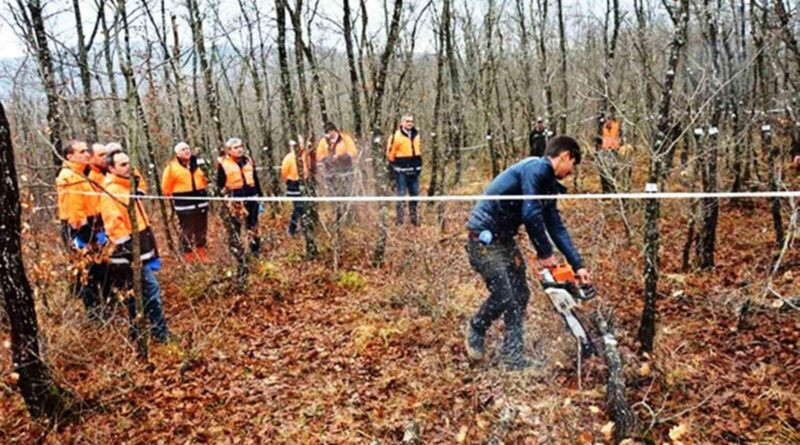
top-left (54, 115), bottom-right (427, 340)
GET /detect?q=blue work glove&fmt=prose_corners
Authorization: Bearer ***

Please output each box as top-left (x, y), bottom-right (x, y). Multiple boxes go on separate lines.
top-left (72, 236), bottom-right (87, 250)
top-left (258, 203), bottom-right (265, 215)
top-left (145, 258), bottom-right (162, 272)
top-left (95, 231), bottom-right (108, 246)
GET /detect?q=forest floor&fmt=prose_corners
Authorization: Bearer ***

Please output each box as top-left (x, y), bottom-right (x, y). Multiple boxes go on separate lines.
top-left (1, 160), bottom-right (799, 444)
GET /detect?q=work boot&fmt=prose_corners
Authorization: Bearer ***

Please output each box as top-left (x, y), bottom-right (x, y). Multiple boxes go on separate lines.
top-left (465, 321), bottom-right (486, 361)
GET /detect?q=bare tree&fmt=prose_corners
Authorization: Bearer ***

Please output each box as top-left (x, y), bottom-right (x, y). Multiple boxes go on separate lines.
top-left (0, 100), bottom-right (75, 420)
top-left (10, 0), bottom-right (64, 167)
top-left (638, 0), bottom-right (689, 353)
top-left (368, 0), bottom-right (404, 267)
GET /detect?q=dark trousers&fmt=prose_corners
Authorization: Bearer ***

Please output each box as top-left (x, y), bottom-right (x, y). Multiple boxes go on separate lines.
top-left (288, 200), bottom-right (305, 235)
top-left (466, 239), bottom-right (530, 358)
top-left (225, 201), bottom-right (260, 255)
top-left (74, 262), bottom-right (112, 319)
top-left (394, 172), bottom-right (420, 225)
top-left (108, 265), bottom-right (169, 341)
top-left (176, 207), bottom-right (208, 252)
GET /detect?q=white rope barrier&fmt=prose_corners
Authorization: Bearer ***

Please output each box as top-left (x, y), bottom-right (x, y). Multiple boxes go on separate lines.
top-left (60, 189), bottom-right (800, 203)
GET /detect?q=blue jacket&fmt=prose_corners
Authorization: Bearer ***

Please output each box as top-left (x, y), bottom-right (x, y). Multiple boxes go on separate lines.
top-left (467, 157), bottom-right (584, 270)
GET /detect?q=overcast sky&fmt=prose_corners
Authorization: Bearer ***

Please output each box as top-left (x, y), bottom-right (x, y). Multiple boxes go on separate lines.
top-left (0, 0), bottom-right (632, 61)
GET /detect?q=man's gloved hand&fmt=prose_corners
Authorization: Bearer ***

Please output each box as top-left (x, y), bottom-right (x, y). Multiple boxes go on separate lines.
top-left (258, 203), bottom-right (265, 215)
top-left (145, 257), bottom-right (162, 272)
top-left (72, 236), bottom-right (88, 250)
top-left (95, 231), bottom-right (108, 246)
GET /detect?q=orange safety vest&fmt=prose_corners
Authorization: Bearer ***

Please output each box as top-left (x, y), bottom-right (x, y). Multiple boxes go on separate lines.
top-left (220, 155), bottom-right (256, 190)
top-left (56, 160), bottom-right (96, 230)
top-left (317, 133), bottom-right (358, 161)
top-left (281, 150), bottom-right (311, 182)
top-left (161, 157), bottom-right (208, 195)
top-left (100, 173), bottom-right (158, 264)
top-left (601, 119), bottom-right (622, 150)
top-left (386, 129), bottom-right (422, 162)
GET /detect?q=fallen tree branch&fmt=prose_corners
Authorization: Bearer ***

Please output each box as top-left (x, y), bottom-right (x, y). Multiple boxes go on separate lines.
top-left (595, 311), bottom-right (636, 443)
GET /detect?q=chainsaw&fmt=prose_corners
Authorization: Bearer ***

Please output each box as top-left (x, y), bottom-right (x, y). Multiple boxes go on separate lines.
top-left (539, 264), bottom-right (598, 357)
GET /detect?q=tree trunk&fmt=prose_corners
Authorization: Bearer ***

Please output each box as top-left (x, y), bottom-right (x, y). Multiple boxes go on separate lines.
top-left (0, 100), bottom-right (75, 421)
top-left (536, 0), bottom-right (555, 126)
top-left (369, 0), bottom-right (404, 267)
top-left (23, 0), bottom-right (63, 168)
top-left (638, 0), bottom-right (689, 353)
top-left (99, 1), bottom-right (123, 135)
top-left (428, 2), bottom-right (447, 198)
top-left (119, 0), bottom-right (176, 255)
top-left (343, 0), bottom-right (364, 137)
top-left (444, 0), bottom-right (464, 186)
top-left (187, 0), bottom-right (224, 154)
top-left (695, 0), bottom-right (722, 270)
top-left (287, 0), bottom-right (319, 259)
top-left (276, 0), bottom-right (299, 140)
top-left (72, 0), bottom-right (98, 142)
top-left (556, 0), bottom-right (568, 134)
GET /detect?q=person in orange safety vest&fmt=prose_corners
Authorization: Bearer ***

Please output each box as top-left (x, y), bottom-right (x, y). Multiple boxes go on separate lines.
top-left (597, 112), bottom-right (624, 193)
top-left (317, 122), bottom-right (357, 223)
top-left (100, 149), bottom-right (171, 342)
top-left (56, 140), bottom-right (110, 319)
top-left (281, 140), bottom-right (311, 236)
top-left (386, 114), bottom-right (423, 226)
top-left (162, 142), bottom-right (209, 263)
top-left (216, 137), bottom-right (263, 260)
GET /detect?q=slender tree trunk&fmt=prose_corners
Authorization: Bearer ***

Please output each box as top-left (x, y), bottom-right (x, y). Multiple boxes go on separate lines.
top-left (516, 0), bottom-right (535, 137)
top-left (188, 0), bottom-right (224, 153)
top-left (287, 0), bottom-right (319, 258)
top-left (99, 1), bottom-right (123, 135)
top-left (639, 0), bottom-right (689, 353)
top-left (444, 0), bottom-right (464, 185)
top-left (72, 0), bottom-right (98, 142)
top-left (343, 0), bottom-right (364, 137)
top-left (428, 3), bottom-right (447, 198)
top-left (696, 0), bottom-right (722, 270)
top-left (171, 14), bottom-right (197, 148)
top-left (119, 0), bottom-right (176, 254)
top-left (23, 0), bottom-right (63, 167)
top-left (253, 1), bottom-right (282, 200)
top-left (536, 0), bottom-right (555, 125)
top-left (556, 0), bottom-right (568, 134)
top-left (276, 0), bottom-right (299, 140)
top-left (0, 101), bottom-right (75, 420)
top-left (369, 0), bottom-right (404, 267)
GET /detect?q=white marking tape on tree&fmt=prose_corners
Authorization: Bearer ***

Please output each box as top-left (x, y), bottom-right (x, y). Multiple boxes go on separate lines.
top-left (63, 189), bottom-right (800, 203)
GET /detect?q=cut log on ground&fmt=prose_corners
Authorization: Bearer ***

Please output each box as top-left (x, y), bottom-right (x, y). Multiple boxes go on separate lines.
top-left (595, 311), bottom-right (636, 443)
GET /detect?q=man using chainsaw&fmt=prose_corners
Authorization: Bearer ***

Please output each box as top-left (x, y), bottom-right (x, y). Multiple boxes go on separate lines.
top-left (465, 135), bottom-right (591, 370)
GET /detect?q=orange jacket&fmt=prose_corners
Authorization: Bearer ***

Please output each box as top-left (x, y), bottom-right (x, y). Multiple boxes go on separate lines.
top-left (317, 133), bottom-right (357, 161)
top-left (56, 160), bottom-right (96, 230)
top-left (99, 173), bottom-right (158, 264)
top-left (387, 128), bottom-right (423, 174)
top-left (281, 150), bottom-right (311, 182)
top-left (601, 119), bottom-right (622, 150)
top-left (161, 157), bottom-right (208, 195)
top-left (386, 128), bottom-right (422, 162)
top-left (161, 156), bottom-right (209, 212)
top-left (220, 155), bottom-right (255, 189)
